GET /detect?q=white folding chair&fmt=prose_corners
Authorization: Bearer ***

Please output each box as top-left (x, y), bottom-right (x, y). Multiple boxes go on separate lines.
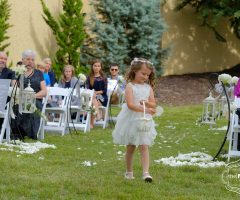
top-left (37, 91), bottom-right (49, 139)
top-left (40, 87), bottom-right (70, 138)
top-left (228, 96), bottom-right (240, 162)
top-left (68, 88), bottom-right (94, 133)
top-left (94, 90), bottom-right (111, 129)
top-left (0, 103), bottom-right (10, 143)
top-left (107, 81), bottom-right (125, 123)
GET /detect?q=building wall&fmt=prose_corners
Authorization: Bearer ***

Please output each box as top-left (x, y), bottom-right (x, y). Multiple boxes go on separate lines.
top-left (6, 0), bottom-right (90, 66)
top-left (162, 0), bottom-right (240, 75)
top-left (6, 0), bottom-right (240, 75)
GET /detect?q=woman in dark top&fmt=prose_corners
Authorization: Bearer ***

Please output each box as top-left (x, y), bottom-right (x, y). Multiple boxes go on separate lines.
top-left (86, 59), bottom-right (108, 128)
top-left (12, 50), bottom-right (47, 140)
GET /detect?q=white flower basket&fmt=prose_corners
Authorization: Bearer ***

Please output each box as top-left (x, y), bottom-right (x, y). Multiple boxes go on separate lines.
top-left (136, 101), bottom-right (152, 132)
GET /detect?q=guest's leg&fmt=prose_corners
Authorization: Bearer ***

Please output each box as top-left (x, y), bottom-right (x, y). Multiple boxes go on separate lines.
top-left (91, 97), bottom-right (100, 128)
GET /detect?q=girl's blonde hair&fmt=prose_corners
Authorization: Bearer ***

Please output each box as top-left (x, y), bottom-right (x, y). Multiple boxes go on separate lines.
top-left (61, 65), bottom-right (75, 83)
top-left (125, 58), bottom-right (156, 88)
top-left (89, 59), bottom-right (105, 87)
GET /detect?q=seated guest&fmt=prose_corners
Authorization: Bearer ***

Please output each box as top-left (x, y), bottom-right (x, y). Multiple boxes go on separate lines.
top-left (43, 58), bottom-right (56, 86)
top-left (37, 62), bottom-right (51, 87)
top-left (86, 59), bottom-right (108, 128)
top-left (0, 51), bottom-right (16, 85)
top-left (58, 65), bottom-right (79, 106)
top-left (108, 63), bottom-right (125, 104)
top-left (12, 49), bottom-right (47, 140)
top-left (0, 51), bottom-right (16, 132)
top-left (58, 65), bottom-right (78, 88)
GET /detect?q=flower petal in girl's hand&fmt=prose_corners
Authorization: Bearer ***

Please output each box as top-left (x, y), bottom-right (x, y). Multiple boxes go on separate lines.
top-left (154, 106), bottom-right (164, 117)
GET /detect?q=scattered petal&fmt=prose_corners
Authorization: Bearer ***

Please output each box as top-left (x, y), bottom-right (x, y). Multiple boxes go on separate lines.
top-left (154, 152), bottom-right (225, 168)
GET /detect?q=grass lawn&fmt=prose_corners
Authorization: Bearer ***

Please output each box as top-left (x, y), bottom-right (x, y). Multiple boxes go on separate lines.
top-left (0, 105), bottom-right (239, 199)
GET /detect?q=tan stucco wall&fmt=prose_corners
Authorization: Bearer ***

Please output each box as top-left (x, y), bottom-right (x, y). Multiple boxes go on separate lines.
top-left (5, 0), bottom-right (240, 75)
top-left (6, 0), bottom-right (90, 66)
top-left (162, 0), bottom-right (240, 75)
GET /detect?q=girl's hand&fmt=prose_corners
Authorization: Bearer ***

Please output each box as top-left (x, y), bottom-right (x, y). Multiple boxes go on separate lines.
top-left (146, 108), bottom-right (156, 115)
top-left (140, 100), bottom-right (147, 106)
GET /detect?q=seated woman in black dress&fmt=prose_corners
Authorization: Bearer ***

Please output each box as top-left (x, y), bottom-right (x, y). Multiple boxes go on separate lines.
top-left (12, 50), bottom-right (47, 140)
top-left (86, 59), bottom-right (108, 128)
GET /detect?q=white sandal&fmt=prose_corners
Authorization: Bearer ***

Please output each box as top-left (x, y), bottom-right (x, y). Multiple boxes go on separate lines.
top-left (124, 172), bottom-right (135, 180)
top-left (143, 172), bottom-right (153, 182)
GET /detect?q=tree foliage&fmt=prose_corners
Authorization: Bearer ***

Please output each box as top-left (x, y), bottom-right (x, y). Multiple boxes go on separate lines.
top-left (175, 0), bottom-right (240, 42)
top-left (40, 0), bottom-right (86, 76)
top-left (83, 0), bottom-right (167, 75)
top-left (0, 0), bottom-right (11, 51)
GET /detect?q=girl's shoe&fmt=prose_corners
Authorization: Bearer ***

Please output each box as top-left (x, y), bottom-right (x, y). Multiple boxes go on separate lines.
top-left (124, 172), bottom-right (135, 180)
top-left (143, 172), bottom-right (153, 182)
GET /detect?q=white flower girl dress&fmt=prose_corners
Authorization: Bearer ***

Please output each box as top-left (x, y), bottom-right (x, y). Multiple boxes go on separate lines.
top-left (112, 82), bottom-right (157, 146)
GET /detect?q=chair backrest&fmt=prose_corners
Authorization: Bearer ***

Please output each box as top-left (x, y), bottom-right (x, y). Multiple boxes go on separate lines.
top-left (48, 87), bottom-right (71, 107)
top-left (235, 96), bottom-right (240, 108)
top-left (108, 79), bottom-right (118, 92)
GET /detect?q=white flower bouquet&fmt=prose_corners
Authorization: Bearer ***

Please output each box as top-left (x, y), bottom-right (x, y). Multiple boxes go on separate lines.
top-left (11, 65), bottom-right (27, 77)
top-left (230, 76), bottom-right (239, 85)
top-left (218, 73), bottom-right (232, 85)
top-left (87, 105), bottom-right (98, 116)
top-left (78, 73), bottom-right (87, 83)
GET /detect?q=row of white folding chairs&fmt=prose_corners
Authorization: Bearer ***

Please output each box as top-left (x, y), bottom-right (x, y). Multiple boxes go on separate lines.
top-left (38, 87), bottom-right (112, 139)
top-left (228, 96), bottom-right (240, 162)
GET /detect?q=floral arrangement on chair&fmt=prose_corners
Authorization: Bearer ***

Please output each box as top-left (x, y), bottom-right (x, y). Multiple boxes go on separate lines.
top-left (78, 73), bottom-right (87, 84)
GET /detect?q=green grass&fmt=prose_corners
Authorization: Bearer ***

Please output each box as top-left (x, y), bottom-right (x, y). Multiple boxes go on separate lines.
top-left (0, 105), bottom-right (239, 199)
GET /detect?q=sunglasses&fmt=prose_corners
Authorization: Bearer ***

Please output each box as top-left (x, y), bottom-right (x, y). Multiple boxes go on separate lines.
top-left (111, 68), bottom-right (118, 71)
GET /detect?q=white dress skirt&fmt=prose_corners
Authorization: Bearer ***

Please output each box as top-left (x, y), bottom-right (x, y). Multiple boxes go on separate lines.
top-left (112, 83), bottom-right (157, 146)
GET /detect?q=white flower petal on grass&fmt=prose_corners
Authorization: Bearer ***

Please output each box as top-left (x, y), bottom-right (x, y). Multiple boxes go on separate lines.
top-left (210, 126), bottom-right (227, 131)
top-left (98, 152), bottom-right (102, 155)
top-left (99, 140), bottom-right (104, 144)
top-left (82, 161), bottom-right (97, 167)
top-left (117, 151), bottom-right (123, 155)
top-left (0, 141), bottom-right (56, 154)
top-left (77, 147), bottom-right (81, 150)
top-left (154, 152), bottom-right (225, 168)
top-left (165, 125), bottom-right (176, 129)
top-left (39, 156), bottom-right (44, 160)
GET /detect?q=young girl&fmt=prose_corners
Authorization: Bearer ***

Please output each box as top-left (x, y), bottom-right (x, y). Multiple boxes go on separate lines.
top-left (58, 65), bottom-right (78, 89)
top-left (86, 59), bottom-right (108, 128)
top-left (112, 58), bottom-right (157, 182)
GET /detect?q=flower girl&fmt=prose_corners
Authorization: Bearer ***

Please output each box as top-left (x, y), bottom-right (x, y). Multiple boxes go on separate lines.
top-left (112, 58), bottom-right (157, 182)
